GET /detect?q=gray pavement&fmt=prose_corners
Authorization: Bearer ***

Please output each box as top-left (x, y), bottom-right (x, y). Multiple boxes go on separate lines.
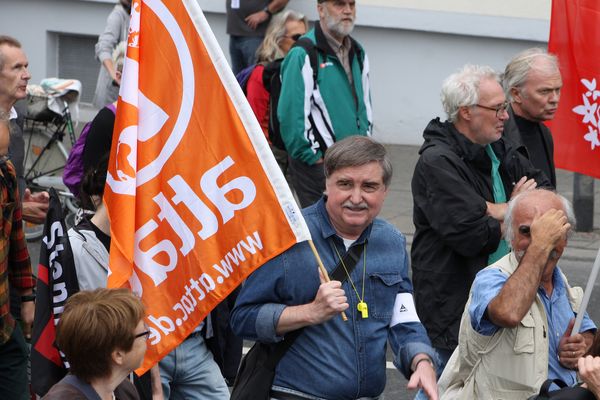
top-left (25, 143), bottom-right (600, 399)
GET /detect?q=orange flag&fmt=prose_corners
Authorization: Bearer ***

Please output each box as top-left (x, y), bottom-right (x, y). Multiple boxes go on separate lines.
top-left (548, 0), bottom-right (600, 177)
top-left (104, 0), bottom-right (310, 373)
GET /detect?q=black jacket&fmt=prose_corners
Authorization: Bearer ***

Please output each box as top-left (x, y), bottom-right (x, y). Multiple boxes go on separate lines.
top-left (503, 105), bottom-right (556, 187)
top-left (410, 118), bottom-right (551, 350)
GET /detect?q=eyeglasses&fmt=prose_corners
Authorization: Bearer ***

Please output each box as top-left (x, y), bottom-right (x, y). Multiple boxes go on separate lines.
top-left (284, 33), bottom-right (302, 42)
top-left (474, 101), bottom-right (509, 118)
top-left (134, 330), bottom-right (151, 340)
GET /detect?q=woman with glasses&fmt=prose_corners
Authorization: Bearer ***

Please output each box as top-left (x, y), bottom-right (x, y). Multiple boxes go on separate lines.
top-left (42, 288), bottom-right (147, 400)
top-left (246, 9), bottom-right (307, 178)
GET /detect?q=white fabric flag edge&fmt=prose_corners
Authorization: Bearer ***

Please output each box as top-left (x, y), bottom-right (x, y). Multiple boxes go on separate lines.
top-left (182, 0), bottom-right (311, 243)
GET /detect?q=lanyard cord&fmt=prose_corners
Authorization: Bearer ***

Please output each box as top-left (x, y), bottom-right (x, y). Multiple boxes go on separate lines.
top-left (333, 242), bottom-right (367, 302)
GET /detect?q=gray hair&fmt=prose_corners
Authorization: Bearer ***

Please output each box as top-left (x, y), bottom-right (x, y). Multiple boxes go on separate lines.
top-left (0, 35), bottom-right (22, 70)
top-left (504, 189), bottom-right (575, 244)
top-left (256, 10), bottom-right (308, 64)
top-left (324, 136), bottom-right (393, 187)
top-left (441, 64), bottom-right (499, 123)
top-left (502, 48), bottom-right (559, 101)
top-left (112, 41), bottom-right (127, 73)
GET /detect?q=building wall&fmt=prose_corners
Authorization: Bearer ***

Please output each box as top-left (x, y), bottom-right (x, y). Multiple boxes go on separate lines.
top-left (0, 0), bottom-right (550, 145)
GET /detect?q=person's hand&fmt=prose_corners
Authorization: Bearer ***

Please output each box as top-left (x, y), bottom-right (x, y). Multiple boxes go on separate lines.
top-left (20, 299), bottom-right (35, 340)
top-left (558, 318), bottom-right (588, 370)
top-left (486, 201), bottom-right (508, 222)
top-left (245, 10), bottom-right (269, 30)
top-left (22, 189), bottom-right (49, 224)
top-left (579, 355), bottom-right (600, 398)
top-left (510, 176), bottom-right (537, 199)
top-left (308, 268), bottom-right (348, 325)
top-left (407, 357), bottom-right (438, 400)
top-left (530, 208), bottom-right (570, 252)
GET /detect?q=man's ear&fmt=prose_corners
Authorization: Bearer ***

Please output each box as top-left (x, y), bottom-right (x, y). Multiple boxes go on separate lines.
top-left (458, 105), bottom-right (472, 121)
top-left (510, 87), bottom-right (522, 104)
top-left (317, 3), bottom-right (325, 19)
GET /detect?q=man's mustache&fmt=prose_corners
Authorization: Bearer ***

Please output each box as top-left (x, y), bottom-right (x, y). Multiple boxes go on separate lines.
top-left (342, 201), bottom-right (368, 210)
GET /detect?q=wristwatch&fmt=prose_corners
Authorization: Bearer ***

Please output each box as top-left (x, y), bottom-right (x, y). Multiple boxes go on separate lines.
top-left (263, 6), bottom-right (272, 16)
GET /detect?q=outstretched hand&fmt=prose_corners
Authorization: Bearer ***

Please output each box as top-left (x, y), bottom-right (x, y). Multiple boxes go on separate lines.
top-left (579, 356), bottom-right (600, 398)
top-left (407, 358), bottom-right (438, 400)
top-left (22, 189), bottom-right (49, 224)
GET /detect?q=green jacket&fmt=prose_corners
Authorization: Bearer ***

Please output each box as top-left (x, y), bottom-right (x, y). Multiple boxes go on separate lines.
top-left (277, 23), bottom-right (372, 165)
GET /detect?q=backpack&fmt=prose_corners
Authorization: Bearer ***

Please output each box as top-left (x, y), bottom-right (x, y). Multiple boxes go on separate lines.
top-left (264, 37), bottom-right (365, 151)
top-left (263, 38), bottom-right (319, 151)
top-left (63, 103), bottom-right (116, 197)
top-left (235, 64), bottom-right (257, 95)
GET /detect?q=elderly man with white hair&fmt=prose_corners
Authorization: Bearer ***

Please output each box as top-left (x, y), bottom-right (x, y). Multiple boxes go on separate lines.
top-left (439, 189), bottom-right (597, 399)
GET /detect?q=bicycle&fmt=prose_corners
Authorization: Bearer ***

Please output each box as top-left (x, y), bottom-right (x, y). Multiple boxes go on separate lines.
top-left (22, 79), bottom-right (82, 241)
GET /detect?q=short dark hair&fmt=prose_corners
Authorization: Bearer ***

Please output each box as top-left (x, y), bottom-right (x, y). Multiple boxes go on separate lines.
top-left (0, 35), bottom-right (22, 70)
top-left (56, 288), bottom-right (145, 382)
top-left (80, 154), bottom-right (109, 209)
top-left (324, 136), bottom-right (392, 187)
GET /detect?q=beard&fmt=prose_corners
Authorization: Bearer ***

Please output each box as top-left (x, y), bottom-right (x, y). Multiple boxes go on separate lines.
top-left (324, 10), bottom-right (354, 38)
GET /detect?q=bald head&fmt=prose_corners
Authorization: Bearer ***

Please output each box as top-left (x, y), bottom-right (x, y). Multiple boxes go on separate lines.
top-left (506, 190), bottom-right (573, 242)
top-left (505, 189), bottom-right (574, 263)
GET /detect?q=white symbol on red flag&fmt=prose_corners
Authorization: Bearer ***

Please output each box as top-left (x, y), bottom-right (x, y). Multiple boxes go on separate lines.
top-left (573, 78), bottom-right (600, 150)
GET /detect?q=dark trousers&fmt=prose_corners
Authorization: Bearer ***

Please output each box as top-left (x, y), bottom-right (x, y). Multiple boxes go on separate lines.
top-left (0, 324), bottom-right (29, 400)
top-left (289, 158), bottom-right (325, 208)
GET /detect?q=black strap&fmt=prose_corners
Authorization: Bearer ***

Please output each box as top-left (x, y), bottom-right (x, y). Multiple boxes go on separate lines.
top-left (539, 378), bottom-right (568, 395)
top-left (266, 241), bottom-right (366, 365)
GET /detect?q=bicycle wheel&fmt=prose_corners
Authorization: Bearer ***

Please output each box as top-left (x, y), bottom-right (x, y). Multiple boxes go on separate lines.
top-left (24, 129), bottom-right (69, 188)
top-left (24, 220), bottom-right (44, 242)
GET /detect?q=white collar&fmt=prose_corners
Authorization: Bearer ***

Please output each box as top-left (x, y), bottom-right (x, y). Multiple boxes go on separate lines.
top-left (9, 107), bottom-right (17, 120)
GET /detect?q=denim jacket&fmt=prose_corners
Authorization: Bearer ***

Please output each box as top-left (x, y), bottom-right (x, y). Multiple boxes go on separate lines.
top-left (231, 198), bottom-right (435, 399)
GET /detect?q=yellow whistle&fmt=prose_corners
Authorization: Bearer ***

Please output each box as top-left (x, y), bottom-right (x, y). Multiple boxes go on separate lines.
top-left (357, 301), bottom-right (369, 319)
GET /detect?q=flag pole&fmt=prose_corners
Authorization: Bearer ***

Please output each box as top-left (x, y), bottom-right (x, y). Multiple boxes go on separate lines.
top-left (572, 245), bottom-right (600, 335)
top-left (308, 240), bottom-right (348, 321)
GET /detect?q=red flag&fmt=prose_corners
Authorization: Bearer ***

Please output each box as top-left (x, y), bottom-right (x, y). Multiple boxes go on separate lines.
top-left (104, 0), bottom-right (310, 374)
top-left (548, 0), bottom-right (600, 177)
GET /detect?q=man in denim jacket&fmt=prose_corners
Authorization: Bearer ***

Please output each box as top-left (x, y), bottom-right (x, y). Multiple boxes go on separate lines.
top-left (232, 136), bottom-right (437, 400)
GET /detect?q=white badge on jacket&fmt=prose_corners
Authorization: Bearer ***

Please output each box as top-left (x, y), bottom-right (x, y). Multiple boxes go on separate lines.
top-left (231, 0), bottom-right (240, 9)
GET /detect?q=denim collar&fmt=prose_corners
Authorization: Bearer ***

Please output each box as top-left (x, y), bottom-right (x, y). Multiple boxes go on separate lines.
top-left (311, 197), bottom-right (373, 246)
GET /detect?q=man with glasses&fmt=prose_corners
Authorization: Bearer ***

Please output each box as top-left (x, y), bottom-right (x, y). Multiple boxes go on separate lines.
top-left (277, 0), bottom-right (372, 208)
top-left (410, 65), bottom-right (551, 392)
top-left (502, 48), bottom-right (562, 187)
